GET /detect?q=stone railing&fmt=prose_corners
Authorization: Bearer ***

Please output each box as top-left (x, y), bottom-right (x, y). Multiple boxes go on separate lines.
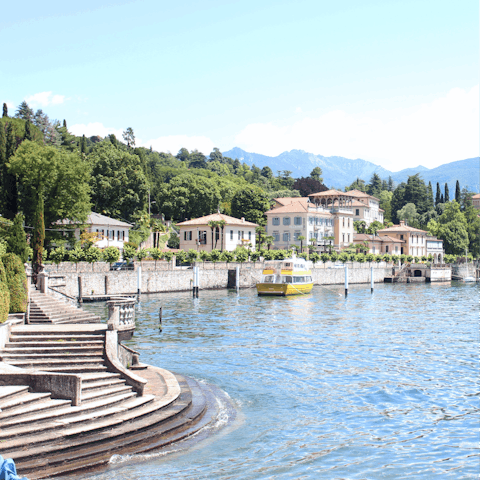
top-left (107, 297), bottom-right (136, 338)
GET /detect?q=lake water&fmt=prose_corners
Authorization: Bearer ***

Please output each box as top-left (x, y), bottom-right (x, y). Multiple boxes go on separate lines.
top-left (72, 281), bottom-right (478, 480)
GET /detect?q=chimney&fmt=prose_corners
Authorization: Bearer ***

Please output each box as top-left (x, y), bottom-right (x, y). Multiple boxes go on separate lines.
top-left (241, 217), bottom-right (245, 223)
top-left (399, 220), bottom-right (405, 226)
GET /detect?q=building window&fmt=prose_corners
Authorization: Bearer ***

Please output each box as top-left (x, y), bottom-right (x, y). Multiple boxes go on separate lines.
top-left (272, 217), bottom-right (280, 226)
top-left (356, 209), bottom-right (359, 216)
top-left (294, 231), bottom-right (301, 240)
top-left (283, 232), bottom-right (290, 242)
top-left (343, 217), bottom-right (345, 227)
top-left (122, 231), bottom-right (125, 241)
top-left (386, 246), bottom-right (389, 253)
top-left (248, 231), bottom-right (252, 241)
top-left (294, 216), bottom-right (302, 225)
top-left (283, 217), bottom-right (291, 225)
top-left (308, 217), bottom-right (314, 225)
top-left (348, 218), bottom-right (350, 227)
top-left (372, 246), bottom-right (375, 253)
top-left (400, 234), bottom-right (404, 240)
top-left (273, 231), bottom-right (280, 241)
top-left (238, 231), bottom-right (241, 240)
top-left (347, 234), bottom-right (350, 243)
top-left (230, 230), bottom-right (233, 240)
top-left (184, 231), bottom-right (187, 241)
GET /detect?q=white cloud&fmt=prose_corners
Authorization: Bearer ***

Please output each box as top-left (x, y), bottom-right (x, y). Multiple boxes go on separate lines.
top-left (70, 122), bottom-right (124, 139)
top-left (234, 85), bottom-right (479, 170)
top-left (142, 135), bottom-right (215, 156)
top-left (5, 101), bottom-right (14, 110)
top-left (25, 91), bottom-right (66, 107)
top-left (295, 107), bottom-right (302, 113)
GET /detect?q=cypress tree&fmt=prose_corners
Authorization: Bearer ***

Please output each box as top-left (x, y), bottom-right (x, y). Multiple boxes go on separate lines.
top-left (23, 121), bottom-right (32, 141)
top-left (455, 180), bottom-right (461, 203)
top-left (2, 103), bottom-right (7, 117)
top-left (436, 182), bottom-right (441, 205)
top-left (388, 176), bottom-right (394, 192)
top-left (444, 183), bottom-right (450, 202)
top-left (63, 119), bottom-right (67, 129)
top-left (440, 193), bottom-right (444, 204)
top-left (6, 213), bottom-right (29, 263)
top-left (80, 134), bottom-right (86, 154)
top-left (4, 123), bottom-right (18, 219)
top-left (32, 189), bottom-right (45, 282)
top-left (0, 124), bottom-right (6, 210)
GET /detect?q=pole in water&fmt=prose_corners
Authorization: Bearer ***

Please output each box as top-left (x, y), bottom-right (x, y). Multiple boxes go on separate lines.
top-left (344, 265), bottom-right (348, 297)
top-left (137, 265), bottom-right (142, 297)
top-left (371, 266), bottom-right (374, 293)
top-left (159, 306), bottom-right (163, 331)
top-left (192, 266), bottom-right (197, 298)
top-left (236, 265), bottom-right (240, 293)
top-left (195, 266), bottom-right (199, 298)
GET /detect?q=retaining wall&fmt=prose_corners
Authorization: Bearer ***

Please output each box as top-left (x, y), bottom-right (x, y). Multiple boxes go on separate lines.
top-left (45, 261), bottom-right (393, 297)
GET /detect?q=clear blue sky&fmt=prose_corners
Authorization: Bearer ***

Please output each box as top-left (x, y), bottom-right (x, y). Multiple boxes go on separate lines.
top-left (1, 0), bottom-right (478, 170)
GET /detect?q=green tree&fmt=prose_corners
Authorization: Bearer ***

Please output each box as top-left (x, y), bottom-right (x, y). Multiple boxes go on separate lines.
top-left (455, 180), bottom-right (461, 203)
top-left (379, 191), bottom-right (393, 222)
top-left (436, 201), bottom-right (468, 255)
top-left (122, 127), bottom-right (135, 148)
top-left (463, 204), bottom-right (480, 257)
top-left (397, 203), bottom-right (418, 226)
top-left (435, 182), bottom-right (441, 205)
top-left (427, 181), bottom-right (434, 211)
top-left (391, 182), bottom-right (406, 224)
top-left (89, 142), bottom-right (148, 222)
top-left (3, 123), bottom-right (18, 219)
top-left (6, 213), bottom-right (29, 263)
top-left (84, 246), bottom-right (102, 270)
top-left (444, 183), bottom-right (450, 203)
top-left (69, 245), bottom-right (85, 267)
top-left (261, 166), bottom-right (273, 179)
top-left (123, 244), bottom-right (137, 262)
top-left (404, 174), bottom-right (428, 215)
top-left (15, 101), bottom-right (33, 121)
top-left (231, 186), bottom-right (270, 226)
top-left (186, 249), bottom-right (199, 263)
top-left (49, 246), bottom-right (67, 269)
top-left (366, 220), bottom-right (384, 235)
top-left (367, 173), bottom-right (382, 197)
top-left (310, 167), bottom-right (323, 182)
top-left (2, 103), bottom-right (7, 118)
top-left (2, 253), bottom-right (27, 313)
top-left (387, 176), bottom-right (394, 191)
top-left (103, 246), bottom-right (120, 265)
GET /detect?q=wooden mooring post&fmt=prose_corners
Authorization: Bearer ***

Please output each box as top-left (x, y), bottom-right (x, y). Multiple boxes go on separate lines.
top-left (344, 265), bottom-right (348, 297)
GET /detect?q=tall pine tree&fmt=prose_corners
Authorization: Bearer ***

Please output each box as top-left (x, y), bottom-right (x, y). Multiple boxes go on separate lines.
top-left (32, 189), bottom-right (45, 281)
top-left (444, 183), bottom-right (450, 202)
top-left (436, 182), bottom-right (441, 205)
top-left (4, 123), bottom-right (18, 219)
top-left (0, 123), bottom-right (6, 210)
top-left (427, 181), bottom-right (434, 210)
top-left (2, 103), bottom-right (7, 117)
top-left (6, 213), bottom-right (29, 263)
top-left (23, 121), bottom-right (32, 141)
top-left (455, 180), bottom-right (461, 203)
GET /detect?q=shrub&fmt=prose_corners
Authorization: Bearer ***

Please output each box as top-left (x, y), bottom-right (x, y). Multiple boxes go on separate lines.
top-left (103, 246), bottom-right (120, 265)
top-left (263, 250), bottom-right (275, 261)
top-left (175, 250), bottom-right (187, 264)
top-left (123, 244), bottom-right (137, 262)
top-left (220, 251), bottom-right (235, 263)
top-left (355, 253), bottom-right (366, 263)
top-left (186, 249), bottom-right (199, 263)
top-left (2, 253), bottom-right (27, 313)
top-left (84, 246), bottom-right (102, 267)
top-left (0, 259), bottom-right (7, 284)
top-left (163, 251), bottom-right (174, 263)
top-left (209, 249), bottom-right (221, 263)
top-left (310, 252), bottom-right (321, 264)
top-left (0, 281), bottom-right (9, 323)
top-left (320, 253), bottom-right (330, 263)
top-left (69, 246), bottom-right (85, 264)
top-left (235, 250), bottom-right (249, 263)
top-left (250, 251), bottom-right (261, 263)
top-left (49, 246), bottom-right (67, 266)
top-left (135, 248), bottom-right (149, 261)
top-left (199, 250), bottom-right (210, 263)
top-left (365, 253), bottom-right (375, 263)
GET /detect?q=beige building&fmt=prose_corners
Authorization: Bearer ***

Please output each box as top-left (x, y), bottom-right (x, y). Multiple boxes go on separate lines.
top-left (472, 193), bottom-right (480, 210)
top-left (265, 190), bottom-right (354, 250)
top-left (344, 189), bottom-right (384, 225)
top-left (377, 221), bottom-right (429, 257)
top-left (176, 213), bottom-right (258, 252)
top-left (353, 233), bottom-right (404, 255)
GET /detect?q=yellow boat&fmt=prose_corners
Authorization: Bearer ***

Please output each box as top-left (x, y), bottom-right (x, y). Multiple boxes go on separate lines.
top-left (256, 256), bottom-right (314, 296)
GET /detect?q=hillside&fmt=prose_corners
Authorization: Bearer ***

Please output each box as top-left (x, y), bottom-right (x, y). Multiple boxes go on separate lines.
top-left (223, 148), bottom-right (480, 192)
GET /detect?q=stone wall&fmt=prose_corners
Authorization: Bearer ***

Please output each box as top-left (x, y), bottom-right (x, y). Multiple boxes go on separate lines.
top-left (45, 261), bottom-right (392, 298)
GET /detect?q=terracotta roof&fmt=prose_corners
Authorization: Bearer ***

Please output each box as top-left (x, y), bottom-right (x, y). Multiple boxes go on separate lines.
top-left (274, 197), bottom-right (309, 206)
top-left (266, 203), bottom-right (308, 214)
top-left (351, 199), bottom-right (368, 207)
top-left (176, 213), bottom-right (258, 227)
top-left (353, 233), bottom-right (404, 243)
top-left (472, 193), bottom-right (480, 199)
top-left (378, 223), bottom-right (427, 234)
top-left (308, 189), bottom-right (347, 198)
top-left (344, 189), bottom-right (380, 201)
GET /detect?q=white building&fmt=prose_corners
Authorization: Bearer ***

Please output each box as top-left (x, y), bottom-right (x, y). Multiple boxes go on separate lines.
top-left (343, 189), bottom-right (384, 226)
top-left (265, 190), bottom-right (354, 250)
top-left (176, 213), bottom-right (258, 252)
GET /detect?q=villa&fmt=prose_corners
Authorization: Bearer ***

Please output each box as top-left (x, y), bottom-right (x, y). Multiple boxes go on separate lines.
top-left (343, 189), bottom-right (384, 225)
top-left (176, 213), bottom-right (258, 252)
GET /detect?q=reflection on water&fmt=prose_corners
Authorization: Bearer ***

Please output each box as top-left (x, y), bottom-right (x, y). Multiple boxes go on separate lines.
top-left (71, 282), bottom-right (479, 480)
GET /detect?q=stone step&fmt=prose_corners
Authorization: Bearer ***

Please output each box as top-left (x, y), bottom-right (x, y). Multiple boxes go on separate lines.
top-left (80, 371), bottom-right (121, 383)
top-left (2, 353), bottom-right (104, 362)
top-left (5, 340), bottom-right (104, 349)
top-left (32, 365), bottom-right (108, 373)
top-left (0, 385), bottom-right (30, 400)
top-left (2, 346), bottom-right (104, 354)
top-left (6, 358), bottom-right (104, 368)
top-left (9, 335), bottom-right (104, 343)
top-left (0, 392), bottom-right (52, 411)
top-left (81, 378), bottom-right (125, 392)
top-left (0, 392), bottom-right (143, 439)
top-left (0, 398), bottom-right (72, 424)
top-left (11, 325), bottom-right (107, 334)
top-left (81, 385), bottom-right (133, 403)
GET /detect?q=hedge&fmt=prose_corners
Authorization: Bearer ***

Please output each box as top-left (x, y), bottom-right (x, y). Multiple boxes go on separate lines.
top-left (0, 281), bottom-right (10, 323)
top-left (1, 253), bottom-right (28, 314)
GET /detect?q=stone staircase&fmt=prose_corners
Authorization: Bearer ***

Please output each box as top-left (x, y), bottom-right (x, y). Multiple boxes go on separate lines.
top-left (0, 325), bottom-right (210, 479)
top-left (29, 288), bottom-right (101, 324)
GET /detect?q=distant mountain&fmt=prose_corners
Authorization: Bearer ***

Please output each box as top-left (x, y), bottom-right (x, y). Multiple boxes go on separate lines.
top-left (222, 148), bottom-right (480, 193)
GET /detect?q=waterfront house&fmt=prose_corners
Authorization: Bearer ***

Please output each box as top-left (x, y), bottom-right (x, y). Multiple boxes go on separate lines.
top-left (353, 233), bottom-right (404, 255)
top-left (377, 221), bottom-right (429, 257)
top-left (58, 212), bottom-right (132, 250)
top-left (264, 190), bottom-right (354, 250)
top-left (343, 189), bottom-right (384, 225)
top-left (176, 213), bottom-right (258, 252)
top-left (426, 236), bottom-right (444, 263)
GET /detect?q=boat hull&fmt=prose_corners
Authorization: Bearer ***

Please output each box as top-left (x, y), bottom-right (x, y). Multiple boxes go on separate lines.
top-left (256, 283), bottom-right (313, 296)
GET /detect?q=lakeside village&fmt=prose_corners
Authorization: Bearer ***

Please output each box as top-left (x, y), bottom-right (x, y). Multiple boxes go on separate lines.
top-left (0, 102), bottom-right (479, 478)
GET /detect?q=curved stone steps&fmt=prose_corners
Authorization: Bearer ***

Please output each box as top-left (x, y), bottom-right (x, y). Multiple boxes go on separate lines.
top-left (11, 373), bottom-right (208, 480)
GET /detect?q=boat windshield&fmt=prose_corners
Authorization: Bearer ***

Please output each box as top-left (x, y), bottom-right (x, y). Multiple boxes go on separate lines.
top-left (263, 275), bottom-right (276, 283)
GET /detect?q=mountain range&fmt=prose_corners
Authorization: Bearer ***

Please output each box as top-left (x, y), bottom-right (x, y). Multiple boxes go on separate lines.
top-left (223, 148), bottom-right (480, 193)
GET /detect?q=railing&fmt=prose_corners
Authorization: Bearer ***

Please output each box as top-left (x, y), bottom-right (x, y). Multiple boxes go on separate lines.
top-left (107, 298), bottom-right (136, 333)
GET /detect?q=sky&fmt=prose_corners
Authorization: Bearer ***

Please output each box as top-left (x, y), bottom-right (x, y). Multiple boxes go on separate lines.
top-left (1, 0), bottom-right (478, 171)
